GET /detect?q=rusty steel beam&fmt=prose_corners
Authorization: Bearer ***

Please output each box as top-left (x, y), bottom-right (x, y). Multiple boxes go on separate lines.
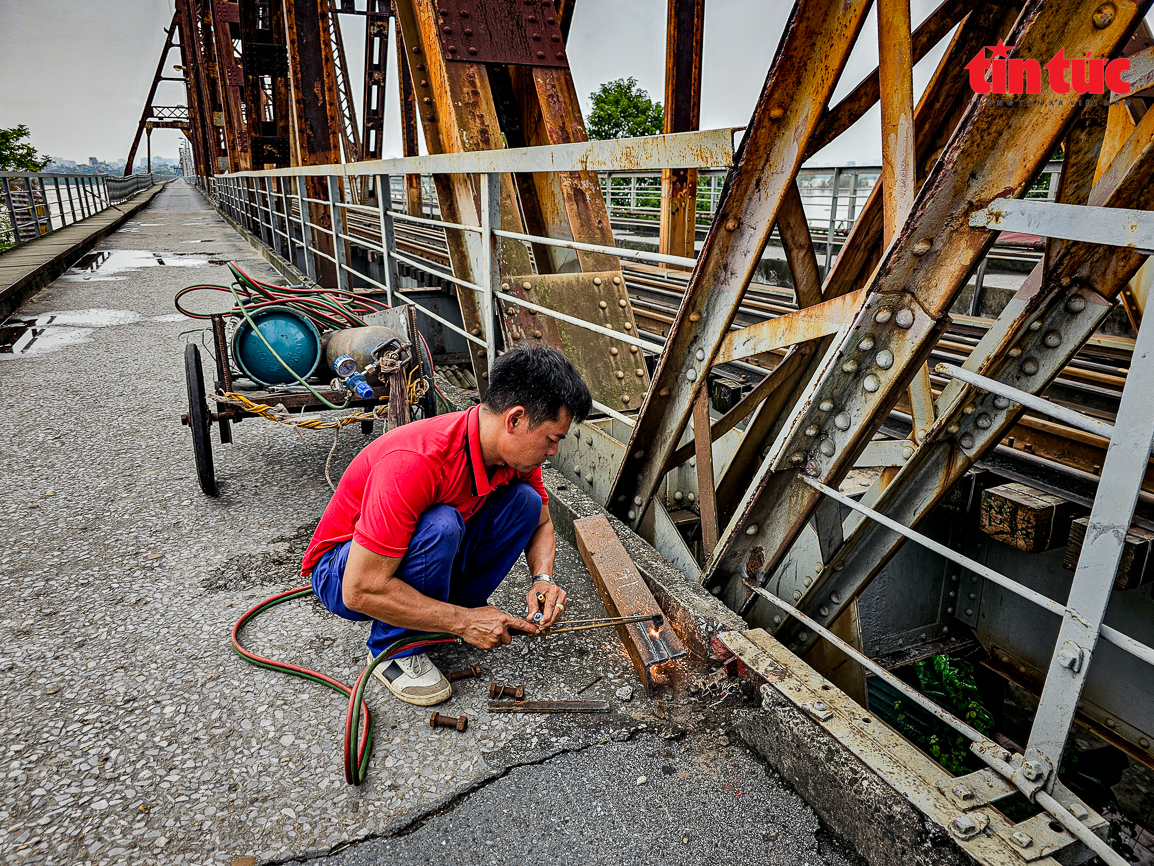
top-left (239, 0), bottom-right (293, 170)
top-left (393, 0), bottom-right (528, 393)
top-left (361, 1), bottom-right (389, 163)
top-left (208, 0), bottom-right (251, 171)
top-left (718, 0), bottom-right (1152, 622)
top-left (806, 0), bottom-right (972, 160)
top-left (125, 14), bottom-right (180, 175)
top-left (284, 0), bottom-right (344, 286)
top-left (607, 0), bottom-right (874, 528)
top-left (395, 19), bottom-right (424, 216)
top-left (659, 0), bottom-right (705, 265)
top-left (778, 182), bottom-right (823, 309)
top-left (573, 514), bottom-right (687, 696)
top-left (183, 0), bottom-right (227, 174)
top-left (176, 0), bottom-right (214, 177)
top-left (711, 1), bottom-right (1022, 525)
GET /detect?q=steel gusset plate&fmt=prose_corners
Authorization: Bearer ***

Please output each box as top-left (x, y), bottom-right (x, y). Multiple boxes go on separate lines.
top-left (434, 0), bottom-right (568, 67)
top-left (502, 270), bottom-right (651, 414)
top-left (774, 286), bottom-right (1114, 650)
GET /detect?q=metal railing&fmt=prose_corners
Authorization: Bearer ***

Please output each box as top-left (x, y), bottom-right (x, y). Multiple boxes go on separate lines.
top-left (199, 129), bottom-right (736, 427)
top-left (0, 171), bottom-right (155, 248)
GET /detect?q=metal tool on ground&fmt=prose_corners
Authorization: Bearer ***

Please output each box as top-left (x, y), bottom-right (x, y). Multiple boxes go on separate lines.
top-left (430, 712), bottom-right (468, 732)
top-left (489, 700), bottom-right (611, 714)
top-left (576, 676), bottom-right (603, 695)
top-left (445, 663), bottom-right (483, 682)
top-left (489, 683), bottom-right (525, 700)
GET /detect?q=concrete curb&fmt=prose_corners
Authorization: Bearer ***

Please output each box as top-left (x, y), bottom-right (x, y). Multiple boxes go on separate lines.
top-left (0, 181), bottom-right (170, 320)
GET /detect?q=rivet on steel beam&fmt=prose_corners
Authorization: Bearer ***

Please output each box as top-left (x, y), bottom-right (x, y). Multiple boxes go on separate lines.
top-left (1021, 358), bottom-right (1040, 375)
top-left (911, 239), bottom-right (932, 256)
top-left (960, 434), bottom-right (974, 449)
top-left (993, 396), bottom-right (1010, 409)
top-left (1028, 321), bottom-right (1042, 331)
top-left (633, 450), bottom-right (644, 460)
top-left (819, 440), bottom-right (835, 456)
top-left (819, 606), bottom-right (829, 617)
top-left (963, 404), bottom-right (976, 415)
top-left (1140, 737), bottom-right (1150, 749)
top-left (635, 369), bottom-right (644, 377)
top-left (725, 218), bottom-right (738, 231)
top-left (537, 51), bottom-right (546, 58)
top-left (633, 496), bottom-right (643, 506)
top-left (874, 350), bottom-right (893, 369)
top-left (448, 46), bottom-right (458, 54)
top-left (468, 47), bottom-right (477, 55)
top-left (687, 492), bottom-right (695, 502)
top-left (674, 491), bottom-right (683, 501)
top-left (804, 424), bottom-right (820, 437)
top-left (1066, 295), bottom-right (1086, 313)
top-left (623, 323), bottom-right (633, 331)
top-left (613, 277), bottom-right (622, 285)
top-left (471, 327), bottom-right (482, 336)
top-left (769, 107), bottom-right (784, 120)
top-left (695, 349), bottom-right (705, 361)
top-left (619, 298), bottom-right (627, 307)
top-left (804, 576), bottom-right (812, 586)
top-left (875, 310), bottom-right (892, 324)
top-left (689, 313), bottom-right (701, 322)
top-left (610, 346), bottom-right (618, 355)
top-left (616, 371), bottom-right (624, 379)
top-left (659, 388), bottom-right (670, 397)
top-left (895, 309), bottom-right (914, 329)
top-left (745, 524), bottom-right (758, 535)
top-left (599, 300), bottom-right (608, 309)
top-left (622, 395), bottom-right (631, 403)
top-left (819, 399), bottom-right (835, 412)
top-left (630, 346), bottom-right (639, 354)
top-left (686, 369), bottom-right (697, 381)
top-left (1008, 347), bottom-right (1022, 357)
top-left (1043, 330), bottom-right (1061, 348)
top-left (793, 590), bottom-right (802, 599)
top-left (863, 375), bottom-right (880, 393)
top-left (628, 509), bottom-right (636, 519)
top-left (533, 330), bottom-right (542, 338)
top-left (790, 451), bottom-right (806, 465)
top-left (1106, 718), bottom-right (1116, 728)
top-left (841, 359), bottom-right (859, 373)
top-left (975, 414), bottom-right (992, 430)
top-left (1093, 3), bottom-right (1117, 28)
top-left (522, 280), bottom-right (532, 290)
top-left (857, 336), bottom-right (874, 351)
top-left (594, 276), bottom-right (602, 286)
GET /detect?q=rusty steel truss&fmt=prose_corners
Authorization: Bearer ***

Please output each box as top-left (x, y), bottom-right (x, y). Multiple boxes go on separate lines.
top-left (170, 1), bottom-right (1154, 862)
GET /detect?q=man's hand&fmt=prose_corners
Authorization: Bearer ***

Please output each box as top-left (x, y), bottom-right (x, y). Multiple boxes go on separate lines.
top-left (526, 580), bottom-right (568, 628)
top-left (460, 605), bottom-right (539, 648)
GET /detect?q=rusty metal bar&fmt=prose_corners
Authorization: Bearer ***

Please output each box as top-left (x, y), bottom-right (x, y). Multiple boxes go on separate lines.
top-left (659, 0), bottom-right (705, 264)
top-left (573, 514), bottom-right (687, 695)
top-left (693, 387), bottom-right (719, 555)
top-left (606, 0), bottom-right (873, 531)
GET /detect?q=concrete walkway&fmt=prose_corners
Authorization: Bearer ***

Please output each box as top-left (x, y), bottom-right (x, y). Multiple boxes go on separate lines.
top-left (0, 183), bottom-right (167, 320)
top-left (0, 180), bottom-right (862, 866)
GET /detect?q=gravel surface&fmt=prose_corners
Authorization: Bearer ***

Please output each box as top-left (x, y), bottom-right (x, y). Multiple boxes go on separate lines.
top-left (0, 180), bottom-right (863, 866)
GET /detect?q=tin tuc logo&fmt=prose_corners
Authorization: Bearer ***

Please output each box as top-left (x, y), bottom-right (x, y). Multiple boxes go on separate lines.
top-left (966, 40), bottom-right (1131, 95)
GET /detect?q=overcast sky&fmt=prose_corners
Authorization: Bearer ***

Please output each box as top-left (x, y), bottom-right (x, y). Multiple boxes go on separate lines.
top-left (0, 1), bottom-right (1126, 168)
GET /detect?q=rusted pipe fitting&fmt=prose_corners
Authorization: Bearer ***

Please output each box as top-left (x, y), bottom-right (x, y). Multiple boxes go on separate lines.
top-left (489, 683), bottom-right (525, 700)
top-left (429, 712), bottom-right (468, 732)
top-left (445, 663), bottom-right (483, 682)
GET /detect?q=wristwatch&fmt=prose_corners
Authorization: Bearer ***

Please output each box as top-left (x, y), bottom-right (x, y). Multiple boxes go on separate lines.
top-left (531, 573), bottom-right (554, 586)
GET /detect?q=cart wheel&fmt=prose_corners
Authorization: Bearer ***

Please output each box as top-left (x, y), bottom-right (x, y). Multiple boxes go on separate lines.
top-left (185, 343), bottom-right (218, 496)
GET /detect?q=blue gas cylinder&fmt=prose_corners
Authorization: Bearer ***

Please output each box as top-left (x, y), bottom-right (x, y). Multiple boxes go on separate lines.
top-left (231, 307), bottom-right (322, 386)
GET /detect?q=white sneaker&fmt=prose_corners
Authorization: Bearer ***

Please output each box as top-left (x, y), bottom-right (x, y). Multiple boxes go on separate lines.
top-left (368, 651), bottom-right (452, 706)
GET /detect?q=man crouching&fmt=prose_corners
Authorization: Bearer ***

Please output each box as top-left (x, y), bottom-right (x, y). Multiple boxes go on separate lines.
top-left (302, 344), bottom-right (592, 705)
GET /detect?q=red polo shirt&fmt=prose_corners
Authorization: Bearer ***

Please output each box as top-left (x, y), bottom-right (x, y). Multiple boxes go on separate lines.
top-left (300, 406), bottom-right (548, 575)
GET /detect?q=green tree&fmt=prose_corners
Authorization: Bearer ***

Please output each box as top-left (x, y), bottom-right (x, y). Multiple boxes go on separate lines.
top-left (0, 125), bottom-right (50, 172)
top-left (587, 78), bottom-right (664, 140)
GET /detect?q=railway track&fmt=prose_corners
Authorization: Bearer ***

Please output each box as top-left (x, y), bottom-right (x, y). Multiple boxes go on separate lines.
top-left (327, 206), bottom-right (1144, 494)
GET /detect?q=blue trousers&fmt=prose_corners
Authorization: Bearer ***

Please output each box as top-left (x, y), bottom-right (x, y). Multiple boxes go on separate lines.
top-left (311, 481), bottom-right (542, 658)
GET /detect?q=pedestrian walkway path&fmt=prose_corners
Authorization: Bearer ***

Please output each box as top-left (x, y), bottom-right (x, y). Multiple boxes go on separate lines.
top-left (0, 182), bottom-right (167, 319)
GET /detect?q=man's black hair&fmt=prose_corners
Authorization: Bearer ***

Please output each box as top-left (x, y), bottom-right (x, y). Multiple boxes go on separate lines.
top-left (482, 344), bottom-right (592, 426)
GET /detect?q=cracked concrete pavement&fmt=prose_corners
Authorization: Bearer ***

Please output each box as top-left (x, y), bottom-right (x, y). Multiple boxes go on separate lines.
top-left (0, 180), bottom-right (865, 865)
